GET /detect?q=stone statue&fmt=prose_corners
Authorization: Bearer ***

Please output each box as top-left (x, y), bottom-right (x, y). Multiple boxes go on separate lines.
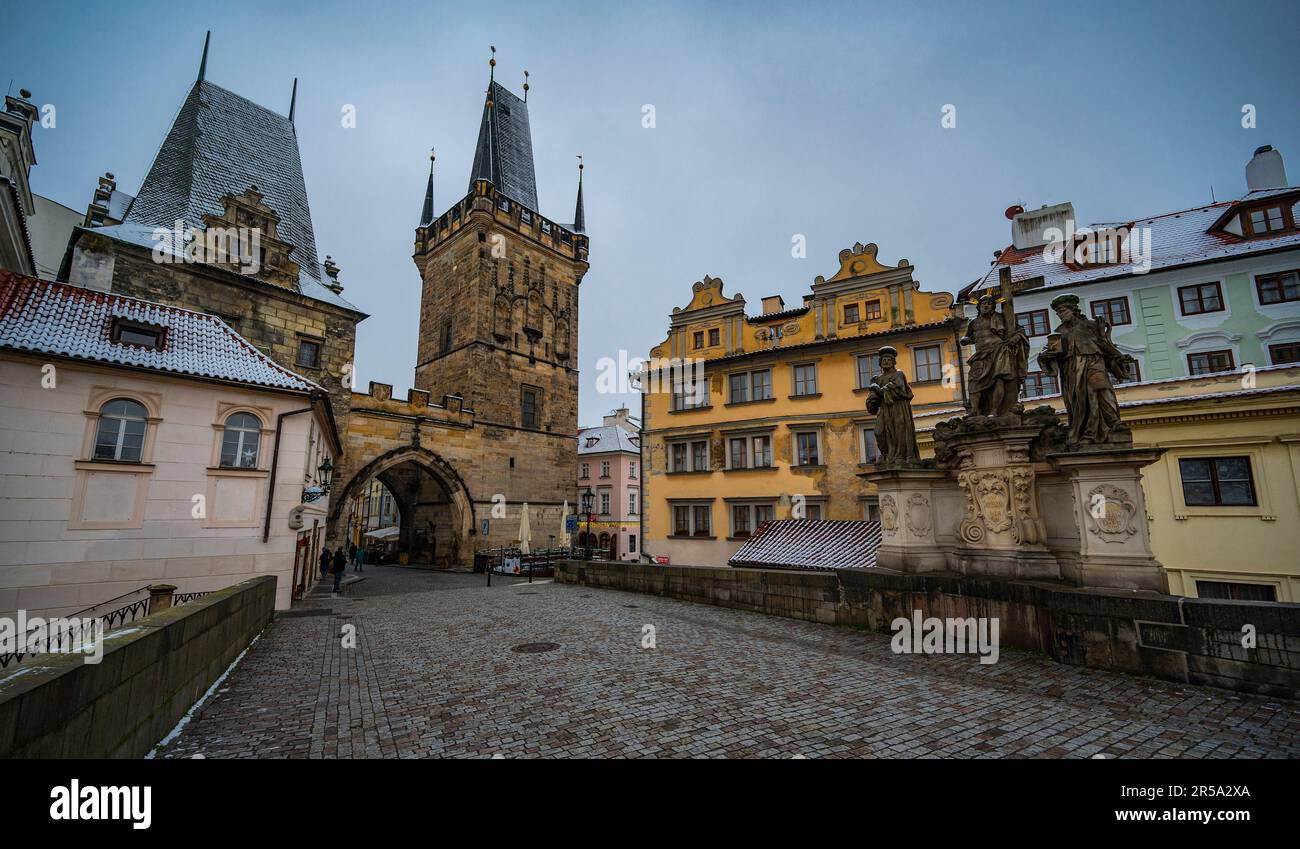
top-left (1037, 293), bottom-right (1132, 447)
top-left (866, 345), bottom-right (920, 465)
top-left (960, 270), bottom-right (1029, 416)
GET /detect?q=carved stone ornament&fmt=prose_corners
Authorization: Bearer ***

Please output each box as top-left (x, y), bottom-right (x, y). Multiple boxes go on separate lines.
top-left (880, 494), bottom-right (899, 535)
top-left (957, 469), bottom-right (1014, 544)
top-left (1085, 484), bottom-right (1139, 542)
top-left (904, 492), bottom-right (932, 538)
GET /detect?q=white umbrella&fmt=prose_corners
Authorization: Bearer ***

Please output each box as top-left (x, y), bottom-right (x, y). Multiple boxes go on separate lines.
top-left (559, 500), bottom-right (570, 549)
top-left (518, 502), bottom-right (532, 555)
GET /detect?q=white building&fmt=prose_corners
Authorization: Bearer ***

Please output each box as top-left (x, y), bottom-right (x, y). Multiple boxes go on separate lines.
top-left (0, 271), bottom-right (339, 616)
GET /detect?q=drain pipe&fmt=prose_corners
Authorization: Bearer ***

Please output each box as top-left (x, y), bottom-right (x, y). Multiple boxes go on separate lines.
top-left (262, 404), bottom-right (314, 543)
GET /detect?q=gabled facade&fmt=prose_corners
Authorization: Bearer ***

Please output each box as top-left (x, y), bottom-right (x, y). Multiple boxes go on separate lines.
top-left (60, 38), bottom-right (368, 432)
top-left (961, 146), bottom-right (1300, 398)
top-left (577, 407), bottom-right (641, 560)
top-left (642, 242), bottom-right (964, 567)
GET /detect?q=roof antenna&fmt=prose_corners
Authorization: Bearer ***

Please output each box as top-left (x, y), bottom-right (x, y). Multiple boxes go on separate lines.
top-left (523, 70), bottom-right (530, 102)
top-left (197, 31), bottom-right (210, 82)
top-left (1210, 185), bottom-right (1216, 203)
top-left (288, 77), bottom-right (298, 124)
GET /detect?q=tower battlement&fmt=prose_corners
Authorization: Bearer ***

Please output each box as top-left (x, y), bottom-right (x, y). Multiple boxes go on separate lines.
top-left (415, 180), bottom-right (589, 265)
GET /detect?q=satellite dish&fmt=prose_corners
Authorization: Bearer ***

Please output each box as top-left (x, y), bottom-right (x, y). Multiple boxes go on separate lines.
top-left (1004, 204), bottom-right (1025, 220)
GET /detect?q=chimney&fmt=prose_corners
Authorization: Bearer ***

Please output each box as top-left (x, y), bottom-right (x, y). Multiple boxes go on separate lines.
top-left (1011, 202), bottom-right (1075, 250)
top-left (761, 295), bottom-right (785, 315)
top-left (1246, 145), bottom-right (1288, 191)
top-left (602, 406), bottom-right (637, 432)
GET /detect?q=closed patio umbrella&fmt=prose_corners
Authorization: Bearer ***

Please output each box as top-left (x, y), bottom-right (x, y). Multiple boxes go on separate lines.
top-left (518, 502), bottom-right (531, 555)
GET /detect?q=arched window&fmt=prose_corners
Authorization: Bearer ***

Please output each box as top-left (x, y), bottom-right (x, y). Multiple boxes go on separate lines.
top-left (94, 399), bottom-right (147, 462)
top-left (220, 412), bottom-right (262, 468)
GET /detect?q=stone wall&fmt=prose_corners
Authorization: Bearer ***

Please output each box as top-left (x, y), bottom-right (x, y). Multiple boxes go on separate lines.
top-left (556, 561), bottom-right (1300, 699)
top-left (0, 575), bottom-right (276, 758)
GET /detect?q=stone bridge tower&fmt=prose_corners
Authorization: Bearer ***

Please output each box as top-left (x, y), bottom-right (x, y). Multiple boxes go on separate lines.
top-left (329, 62), bottom-right (588, 566)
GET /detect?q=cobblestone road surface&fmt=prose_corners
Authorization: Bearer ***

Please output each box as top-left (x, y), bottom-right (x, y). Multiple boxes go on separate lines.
top-left (156, 565), bottom-right (1300, 759)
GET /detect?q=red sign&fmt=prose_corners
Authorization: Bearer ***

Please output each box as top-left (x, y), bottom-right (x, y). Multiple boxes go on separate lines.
top-left (654, 555), bottom-right (671, 565)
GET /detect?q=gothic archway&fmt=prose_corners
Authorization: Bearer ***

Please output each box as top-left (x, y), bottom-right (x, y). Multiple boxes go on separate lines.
top-left (329, 446), bottom-right (477, 568)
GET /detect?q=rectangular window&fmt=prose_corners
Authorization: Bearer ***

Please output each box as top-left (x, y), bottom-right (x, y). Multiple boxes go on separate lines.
top-left (1119, 359), bottom-right (1141, 384)
top-left (792, 363), bottom-right (818, 396)
top-left (693, 331), bottom-right (704, 349)
top-left (863, 499), bottom-right (880, 522)
top-left (708, 328), bottom-right (720, 347)
top-left (1016, 309), bottom-right (1050, 337)
top-left (803, 503), bottom-right (823, 521)
top-left (691, 440), bottom-right (708, 472)
top-left (673, 505), bottom-right (691, 536)
top-left (862, 428), bottom-right (879, 463)
top-left (600, 460), bottom-right (610, 477)
top-left (628, 534), bottom-right (637, 552)
top-left (752, 435), bottom-right (772, 468)
top-left (1187, 349), bottom-right (1234, 375)
top-left (913, 345), bottom-right (943, 382)
top-left (1090, 297), bottom-right (1131, 326)
top-left (728, 373), bottom-right (749, 404)
top-left (296, 338), bottom-right (322, 368)
top-left (521, 387), bottom-right (541, 428)
top-left (672, 378), bottom-right (708, 410)
top-left (112, 319), bottom-right (165, 349)
top-left (692, 505), bottom-right (711, 536)
top-left (1246, 206), bottom-right (1286, 236)
top-left (732, 504), bottom-right (751, 538)
top-left (671, 443), bottom-right (687, 472)
top-left (1178, 456), bottom-right (1257, 506)
top-left (599, 491), bottom-right (611, 515)
top-left (629, 491), bottom-right (638, 514)
top-left (1196, 580), bottom-right (1276, 602)
top-left (580, 463), bottom-right (589, 479)
top-left (750, 369), bottom-right (772, 400)
top-left (864, 300), bottom-right (882, 320)
top-left (1023, 370), bottom-right (1060, 398)
top-left (1269, 342), bottom-right (1300, 365)
top-left (795, 431), bottom-right (820, 466)
top-left (1178, 282), bottom-right (1224, 315)
top-left (729, 437), bottom-right (748, 469)
top-left (1256, 270), bottom-right (1300, 305)
top-left (857, 354), bottom-right (881, 389)
top-left (630, 462), bottom-right (638, 479)
top-left (843, 303), bottom-right (860, 324)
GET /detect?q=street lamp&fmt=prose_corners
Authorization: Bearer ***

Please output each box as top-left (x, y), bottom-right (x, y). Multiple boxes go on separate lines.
top-left (302, 456), bottom-right (335, 503)
top-left (581, 486), bottom-right (595, 561)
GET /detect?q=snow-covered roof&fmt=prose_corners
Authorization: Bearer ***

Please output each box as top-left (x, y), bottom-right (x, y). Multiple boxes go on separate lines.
top-left (577, 424), bottom-right (640, 455)
top-left (962, 188), bottom-right (1300, 299)
top-left (728, 520), bottom-right (883, 571)
top-left (0, 269), bottom-right (320, 393)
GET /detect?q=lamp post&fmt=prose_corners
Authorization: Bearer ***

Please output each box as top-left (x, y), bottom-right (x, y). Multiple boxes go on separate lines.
top-left (581, 486), bottom-right (594, 561)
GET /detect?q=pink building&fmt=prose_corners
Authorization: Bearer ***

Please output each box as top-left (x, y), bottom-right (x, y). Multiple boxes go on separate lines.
top-left (576, 408), bottom-right (640, 561)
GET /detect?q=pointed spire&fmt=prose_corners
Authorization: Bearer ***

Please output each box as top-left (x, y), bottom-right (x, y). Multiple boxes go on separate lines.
top-left (288, 77), bottom-right (298, 124)
top-left (197, 31), bottom-right (211, 82)
top-left (573, 155), bottom-right (585, 233)
top-left (420, 148), bottom-right (436, 226)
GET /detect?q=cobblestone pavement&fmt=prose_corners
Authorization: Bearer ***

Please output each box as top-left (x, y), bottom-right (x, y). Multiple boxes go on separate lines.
top-left (156, 565), bottom-right (1300, 759)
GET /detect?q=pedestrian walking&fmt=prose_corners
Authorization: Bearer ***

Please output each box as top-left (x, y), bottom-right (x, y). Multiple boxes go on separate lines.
top-left (331, 547), bottom-right (348, 593)
top-left (353, 545), bottom-right (366, 573)
top-left (319, 546), bottom-right (331, 578)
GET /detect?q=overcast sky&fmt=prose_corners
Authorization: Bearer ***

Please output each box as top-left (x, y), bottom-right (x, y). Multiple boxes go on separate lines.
top-left (8, 0), bottom-right (1299, 426)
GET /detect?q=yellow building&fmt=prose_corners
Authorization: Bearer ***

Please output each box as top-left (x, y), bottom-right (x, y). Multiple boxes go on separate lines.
top-left (909, 364), bottom-right (1300, 601)
top-left (642, 242), bottom-right (964, 566)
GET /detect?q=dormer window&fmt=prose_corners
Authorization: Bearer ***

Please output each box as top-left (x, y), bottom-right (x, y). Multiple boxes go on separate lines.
top-left (1243, 205), bottom-right (1290, 237)
top-left (110, 318), bottom-right (165, 350)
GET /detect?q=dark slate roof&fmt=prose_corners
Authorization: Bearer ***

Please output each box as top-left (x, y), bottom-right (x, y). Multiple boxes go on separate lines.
top-left (728, 520), bottom-right (883, 571)
top-left (469, 81), bottom-right (539, 211)
top-left (124, 80), bottom-right (325, 290)
top-left (0, 270), bottom-right (319, 393)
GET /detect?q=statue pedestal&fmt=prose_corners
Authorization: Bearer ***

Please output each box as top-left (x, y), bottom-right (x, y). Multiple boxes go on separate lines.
top-left (943, 426), bottom-right (1061, 581)
top-left (861, 467), bottom-right (948, 573)
top-left (1048, 447), bottom-right (1169, 592)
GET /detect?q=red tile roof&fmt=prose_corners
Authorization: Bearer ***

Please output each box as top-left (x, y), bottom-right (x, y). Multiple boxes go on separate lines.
top-left (0, 270), bottom-right (320, 393)
top-left (728, 519), bottom-right (882, 571)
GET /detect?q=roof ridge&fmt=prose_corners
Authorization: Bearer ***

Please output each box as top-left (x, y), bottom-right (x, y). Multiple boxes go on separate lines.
top-left (199, 78), bottom-right (293, 122)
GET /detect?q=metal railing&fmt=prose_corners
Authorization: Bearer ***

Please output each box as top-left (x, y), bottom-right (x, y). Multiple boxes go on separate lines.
top-left (0, 585), bottom-right (211, 670)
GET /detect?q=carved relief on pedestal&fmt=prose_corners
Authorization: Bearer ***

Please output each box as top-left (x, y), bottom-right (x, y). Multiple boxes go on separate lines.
top-left (880, 494), bottom-right (899, 537)
top-left (957, 469), bottom-right (1013, 544)
top-left (1085, 484), bottom-right (1139, 542)
top-left (904, 492), bottom-right (932, 538)
top-left (1010, 468), bottom-right (1045, 545)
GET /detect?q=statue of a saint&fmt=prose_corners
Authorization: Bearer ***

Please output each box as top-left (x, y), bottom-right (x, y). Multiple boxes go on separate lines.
top-left (961, 268), bottom-right (1029, 416)
top-left (866, 345), bottom-right (920, 465)
top-left (1037, 293), bottom-right (1132, 447)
